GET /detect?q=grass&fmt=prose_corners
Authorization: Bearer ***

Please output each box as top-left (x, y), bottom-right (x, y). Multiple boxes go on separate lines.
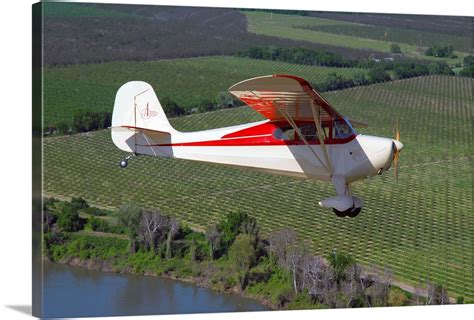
top-left (43, 75), bottom-right (473, 299)
top-left (43, 56), bottom-right (368, 127)
top-left (298, 24), bottom-right (473, 54)
top-left (42, 2), bottom-right (135, 18)
top-left (243, 11), bottom-right (467, 65)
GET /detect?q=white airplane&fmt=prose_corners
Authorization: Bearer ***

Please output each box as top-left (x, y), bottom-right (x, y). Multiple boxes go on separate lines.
top-left (111, 75), bottom-right (403, 218)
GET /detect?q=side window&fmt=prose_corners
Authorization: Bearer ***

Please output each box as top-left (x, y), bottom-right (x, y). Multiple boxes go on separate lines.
top-left (299, 124), bottom-right (318, 142)
top-left (333, 120), bottom-right (354, 139)
top-left (273, 127), bottom-right (294, 141)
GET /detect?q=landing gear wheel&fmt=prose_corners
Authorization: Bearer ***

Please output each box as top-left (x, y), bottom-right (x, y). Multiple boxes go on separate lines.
top-left (347, 207), bottom-right (362, 218)
top-left (119, 159), bottom-right (128, 168)
top-left (333, 208), bottom-right (350, 218)
top-left (333, 206), bottom-right (362, 218)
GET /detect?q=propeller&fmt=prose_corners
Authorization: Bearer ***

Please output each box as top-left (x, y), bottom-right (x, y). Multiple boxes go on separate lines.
top-left (392, 118), bottom-right (403, 182)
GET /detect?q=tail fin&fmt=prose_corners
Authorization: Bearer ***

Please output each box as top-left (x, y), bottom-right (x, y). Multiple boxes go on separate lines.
top-left (111, 81), bottom-right (176, 153)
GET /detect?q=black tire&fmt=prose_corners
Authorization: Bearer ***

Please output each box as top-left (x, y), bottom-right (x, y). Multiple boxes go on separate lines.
top-left (333, 208), bottom-right (348, 218)
top-left (347, 207), bottom-right (362, 218)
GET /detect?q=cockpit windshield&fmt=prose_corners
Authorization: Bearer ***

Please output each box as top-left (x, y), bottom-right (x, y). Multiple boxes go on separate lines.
top-left (273, 117), bottom-right (355, 143)
top-left (333, 118), bottom-right (356, 139)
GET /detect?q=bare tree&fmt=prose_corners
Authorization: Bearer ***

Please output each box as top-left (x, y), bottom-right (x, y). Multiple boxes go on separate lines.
top-left (286, 242), bottom-right (307, 294)
top-left (414, 279), bottom-right (424, 305)
top-left (165, 217), bottom-right (179, 259)
top-left (367, 266), bottom-right (393, 307)
top-left (205, 225), bottom-right (220, 260)
top-left (302, 255), bottom-right (342, 307)
top-left (268, 228), bottom-right (297, 267)
top-left (342, 264), bottom-right (364, 307)
top-left (139, 210), bottom-right (170, 252)
top-left (241, 216), bottom-right (259, 240)
top-left (426, 281), bottom-right (449, 305)
top-left (303, 256), bottom-right (328, 299)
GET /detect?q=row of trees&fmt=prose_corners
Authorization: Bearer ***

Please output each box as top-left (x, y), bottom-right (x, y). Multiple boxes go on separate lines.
top-left (267, 228), bottom-right (398, 307)
top-left (237, 46), bottom-right (455, 76)
top-left (237, 46), bottom-right (456, 93)
top-left (237, 46), bottom-right (355, 68)
top-left (43, 197), bottom-right (456, 308)
top-left (45, 92), bottom-right (241, 136)
top-left (45, 111), bottom-right (112, 136)
top-left (43, 197), bottom-right (120, 234)
top-left (317, 59), bottom-right (453, 92)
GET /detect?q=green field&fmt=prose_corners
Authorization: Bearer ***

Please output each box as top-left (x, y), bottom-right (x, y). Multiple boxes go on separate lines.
top-left (299, 24), bottom-right (473, 54)
top-left (42, 2), bottom-right (135, 18)
top-left (43, 56), bottom-right (368, 126)
top-left (43, 75), bottom-right (473, 299)
top-left (244, 12), bottom-right (467, 65)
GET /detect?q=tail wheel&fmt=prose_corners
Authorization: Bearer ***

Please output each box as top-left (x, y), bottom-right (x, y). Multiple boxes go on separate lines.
top-left (119, 159), bottom-right (128, 168)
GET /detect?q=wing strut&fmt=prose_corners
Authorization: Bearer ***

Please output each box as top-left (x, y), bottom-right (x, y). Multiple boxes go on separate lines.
top-left (310, 100), bottom-right (333, 176)
top-left (276, 104), bottom-right (331, 175)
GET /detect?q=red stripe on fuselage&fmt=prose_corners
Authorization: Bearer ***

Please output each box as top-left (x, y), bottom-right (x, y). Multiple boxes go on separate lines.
top-left (133, 120), bottom-right (356, 147)
top-left (137, 134), bottom-right (356, 147)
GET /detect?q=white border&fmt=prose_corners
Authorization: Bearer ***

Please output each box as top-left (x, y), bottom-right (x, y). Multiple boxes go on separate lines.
top-left (0, 1), bottom-right (472, 319)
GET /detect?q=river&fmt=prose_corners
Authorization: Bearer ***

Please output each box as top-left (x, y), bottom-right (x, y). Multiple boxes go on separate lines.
top-left (42, 261), bottom-right (269, 318)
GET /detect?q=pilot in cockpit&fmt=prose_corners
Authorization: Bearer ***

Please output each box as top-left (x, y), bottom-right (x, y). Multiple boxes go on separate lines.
top-left (334, 120), bottom-right (353, 139)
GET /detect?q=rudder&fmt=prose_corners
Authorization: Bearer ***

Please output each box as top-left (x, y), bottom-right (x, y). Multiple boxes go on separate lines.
top-left (111, 81), bottom-right (176, 153)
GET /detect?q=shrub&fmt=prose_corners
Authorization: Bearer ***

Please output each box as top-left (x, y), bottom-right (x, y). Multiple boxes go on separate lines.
top-left (463, 55), bottom-right (474, 67)
top-left (459, 66), bottom-right (474, 77)
top-left (326, 250), bottom-right (355, 284)
top-left (70, 197), bottom-right (89, 210)
top-left (72, 111), bottom-right (112, 133)
top-left (217, 212), bottom-right (256, 255)
top-left (57, 203), bottom-right (82, 232)
top-left (83, 206), bottom-right (110, 216)
top-left (390, 43), bottom-right (401, 54)
top-left (425, 45), bottom-right (456, 58)
top-left (56, 121), bottom-right (71, 134)
top-left (321, 72), bottom-right (356, 91)
top-left (86, 216), bottom-right (110, 232)
top-left (161, 97), bottom-right (186, 117)
top-left (367, 67), bottom-right (391, 83)
top-left (388, 287), bottom-right (410, 306)
top-left (286, 293), bottom-right (318, 310)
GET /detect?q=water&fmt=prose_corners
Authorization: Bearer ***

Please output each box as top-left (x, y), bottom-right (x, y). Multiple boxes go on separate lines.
top-left (42, 261), bottom-right (269, 318)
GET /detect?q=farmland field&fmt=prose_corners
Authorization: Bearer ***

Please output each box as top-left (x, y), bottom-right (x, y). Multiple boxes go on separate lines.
top-left (298, 24), bottom-right (473, 54)
top-left (43, 75), bottom-right (473, 299)
top-left (43, 56), bottom-right (368, 126)
top-left (244, 11), bottom-right (468, 65)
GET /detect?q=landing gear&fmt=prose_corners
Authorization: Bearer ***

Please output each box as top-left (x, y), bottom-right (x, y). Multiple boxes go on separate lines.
top-left (119, 155), bottom-right (133, 169)
top-left (333, 206), bottom-right (362, 218)
top-left (347, 206), bottom-right (362, 218)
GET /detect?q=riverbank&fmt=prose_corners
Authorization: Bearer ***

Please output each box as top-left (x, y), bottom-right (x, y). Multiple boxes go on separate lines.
top-left (43, 197), bottom-right (454, 310)
top-left (42, 260), bottom-right (269, 318)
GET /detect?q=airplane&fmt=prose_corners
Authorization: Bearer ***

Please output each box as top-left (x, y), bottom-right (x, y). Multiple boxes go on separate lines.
top-left (111, 75), bottom-right (403, 218)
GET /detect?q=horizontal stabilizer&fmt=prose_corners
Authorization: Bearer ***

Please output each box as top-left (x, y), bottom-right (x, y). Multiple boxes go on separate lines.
top-left (111, 126), bottom-right (171, 153)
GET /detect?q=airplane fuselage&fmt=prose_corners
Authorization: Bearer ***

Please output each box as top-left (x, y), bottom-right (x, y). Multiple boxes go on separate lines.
top-left (127, 120), bottom-right (398, 184)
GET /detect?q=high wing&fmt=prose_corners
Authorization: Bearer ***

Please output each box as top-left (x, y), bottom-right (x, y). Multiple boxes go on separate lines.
top-left (228, 74), bottom-right (367, 128)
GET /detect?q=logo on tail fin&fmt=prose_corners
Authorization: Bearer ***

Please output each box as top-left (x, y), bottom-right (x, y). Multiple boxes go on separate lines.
top-left (140, 102), bottom-right (158, 119)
